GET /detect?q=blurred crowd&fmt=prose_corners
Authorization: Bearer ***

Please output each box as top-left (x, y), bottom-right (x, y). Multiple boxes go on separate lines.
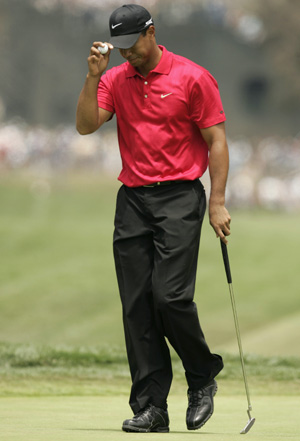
top-left (31, 0), bottom-right (265, 44)
top-left (1, 120), bottom-right (300, 211)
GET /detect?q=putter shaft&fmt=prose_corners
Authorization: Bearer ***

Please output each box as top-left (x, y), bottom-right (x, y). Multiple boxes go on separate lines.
top-left (228, 281), bottom-right (252, 412)
top-left (220, 240), bottom-right (255, 434)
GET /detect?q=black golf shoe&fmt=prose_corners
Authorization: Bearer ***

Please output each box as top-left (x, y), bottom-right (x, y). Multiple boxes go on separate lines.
top-left (186, 379), bottom-right (218, 430)
top-left (122, 403), bottom-right (169, 433)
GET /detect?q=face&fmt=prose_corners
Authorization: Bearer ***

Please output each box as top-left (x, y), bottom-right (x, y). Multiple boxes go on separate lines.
top-left (119, 27), bottom-right (155, 69)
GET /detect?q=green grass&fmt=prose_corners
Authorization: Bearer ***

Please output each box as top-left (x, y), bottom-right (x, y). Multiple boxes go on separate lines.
top-left (1, 343), bottom-right (299, 440)
top-left (1, 345), bottom-right (299, 440)
top-left (1, 395), bottom-right (300, 440)
top-left (1, 172), bottom-right (300, 357)
top-left (1, 342), bottom-right (300, 398)
top-left (1, 173), bottom-right (299, 440)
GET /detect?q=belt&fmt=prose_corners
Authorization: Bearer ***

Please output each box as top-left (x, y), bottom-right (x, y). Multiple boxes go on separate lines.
top-left (143, 180), bottom-right (184, 188)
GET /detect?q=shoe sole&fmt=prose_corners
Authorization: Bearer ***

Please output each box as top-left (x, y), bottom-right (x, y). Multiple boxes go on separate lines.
top-left (122, 425), bottom-right (169, 433)
top-left (187, 380), bottom-right (218, 431)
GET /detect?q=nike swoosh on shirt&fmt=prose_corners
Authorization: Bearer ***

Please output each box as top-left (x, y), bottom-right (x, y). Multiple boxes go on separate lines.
top-left (112, 23), bottom-right (122, 29)
top-left (161, 93), bottom-right (173, 99)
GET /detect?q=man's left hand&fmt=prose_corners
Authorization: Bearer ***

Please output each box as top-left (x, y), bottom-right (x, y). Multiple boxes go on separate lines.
top-left (209, 202), bottom-right (231, 244)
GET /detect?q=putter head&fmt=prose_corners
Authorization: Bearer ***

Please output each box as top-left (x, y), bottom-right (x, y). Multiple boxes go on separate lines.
top-left (240, 417), bottom-right (256, 434)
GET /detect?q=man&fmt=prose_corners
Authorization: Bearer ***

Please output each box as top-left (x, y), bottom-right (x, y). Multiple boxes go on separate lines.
top-left (76, 4), bottom-right (231, 433)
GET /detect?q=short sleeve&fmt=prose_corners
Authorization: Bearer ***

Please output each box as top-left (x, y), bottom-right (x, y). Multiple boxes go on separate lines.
top-left (97, 72), bottom-right (115, 114)
top-left (189, 71), bottom-right (226, 129)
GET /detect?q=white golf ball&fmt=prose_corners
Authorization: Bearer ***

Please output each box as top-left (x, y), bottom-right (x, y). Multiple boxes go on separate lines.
top-left (98, 44), bottom-right (108, 55)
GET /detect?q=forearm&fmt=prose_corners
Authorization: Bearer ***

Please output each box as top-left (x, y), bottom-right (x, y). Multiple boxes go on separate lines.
top-left (207, 138), bottom-right (231, 242)
top-left (200, 123), bottom-right (231, 242)
top-left (208, 139), bottom-right (229, 205)
top-left (76, 73), bottom-right (101, 135)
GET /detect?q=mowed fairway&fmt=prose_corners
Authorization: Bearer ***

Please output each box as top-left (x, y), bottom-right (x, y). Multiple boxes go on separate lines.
top-left (1, 172), bottom-right (300, 356)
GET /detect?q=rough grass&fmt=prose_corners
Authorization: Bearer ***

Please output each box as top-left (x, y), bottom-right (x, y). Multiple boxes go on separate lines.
top-left (1, 343), bottom-right (300, 398)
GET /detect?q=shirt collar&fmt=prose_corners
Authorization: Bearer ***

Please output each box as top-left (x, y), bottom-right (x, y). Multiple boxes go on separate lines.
top-left (125, 46), bottom-right (172, 78)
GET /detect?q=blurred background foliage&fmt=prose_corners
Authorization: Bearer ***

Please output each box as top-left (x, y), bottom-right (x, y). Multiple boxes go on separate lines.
top-left (1, 0), bottom-right (300, 133)
top-left (0, 0), bottom-right (300, 357)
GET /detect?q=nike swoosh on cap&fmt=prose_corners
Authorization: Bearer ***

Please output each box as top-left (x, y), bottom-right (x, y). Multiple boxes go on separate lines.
top-left (112, 23), bottom-right (122, 29)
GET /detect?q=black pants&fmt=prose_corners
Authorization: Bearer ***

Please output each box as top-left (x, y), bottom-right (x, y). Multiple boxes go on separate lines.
top-left (113, 180), bottom-right (223, 414)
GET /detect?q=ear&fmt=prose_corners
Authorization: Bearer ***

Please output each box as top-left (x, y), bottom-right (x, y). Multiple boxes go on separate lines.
top-left (147, 25), bottom-right (156, 38)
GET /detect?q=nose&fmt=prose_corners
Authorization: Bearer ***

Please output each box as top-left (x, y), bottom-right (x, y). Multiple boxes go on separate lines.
top-left (120, 48), bottom-right (132, 58)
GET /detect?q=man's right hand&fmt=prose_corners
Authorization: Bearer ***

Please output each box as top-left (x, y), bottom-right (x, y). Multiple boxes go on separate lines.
top-left (87, 42), bottom-right (114, 78)
top-left (76, 41), bottom-right (114, 135)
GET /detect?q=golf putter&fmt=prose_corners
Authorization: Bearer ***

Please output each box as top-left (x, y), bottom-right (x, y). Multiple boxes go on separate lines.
top-left (220, 239), bottom-right (256, 434)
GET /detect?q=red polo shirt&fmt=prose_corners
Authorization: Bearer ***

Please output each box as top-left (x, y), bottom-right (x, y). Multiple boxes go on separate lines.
top-left (97, 46), bottom-right (226, 187)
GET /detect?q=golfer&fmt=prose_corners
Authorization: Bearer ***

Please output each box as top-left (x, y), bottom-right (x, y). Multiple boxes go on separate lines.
top-left (76, 4), bottom-right (231, 433)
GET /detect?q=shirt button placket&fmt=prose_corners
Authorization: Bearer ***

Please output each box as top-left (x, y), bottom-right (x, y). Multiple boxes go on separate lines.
top-left (144, 80), bottom-right (151, 108)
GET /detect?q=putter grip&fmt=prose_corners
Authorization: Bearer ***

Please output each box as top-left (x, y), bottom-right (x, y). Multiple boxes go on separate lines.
top-left (220, 240), bottom-right (232, 284)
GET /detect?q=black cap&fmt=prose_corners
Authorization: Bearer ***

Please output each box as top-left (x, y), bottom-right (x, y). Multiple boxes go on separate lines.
top-left (109, 4), bottom-right (154, 49)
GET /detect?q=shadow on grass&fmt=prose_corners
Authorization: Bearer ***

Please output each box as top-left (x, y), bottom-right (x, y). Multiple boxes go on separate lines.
top-left (69, 428), bottom-right (218, 435)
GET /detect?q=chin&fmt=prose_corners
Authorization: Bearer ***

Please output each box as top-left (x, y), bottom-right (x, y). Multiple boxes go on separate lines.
top-left (129, 59), bottom-right (139, 65)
